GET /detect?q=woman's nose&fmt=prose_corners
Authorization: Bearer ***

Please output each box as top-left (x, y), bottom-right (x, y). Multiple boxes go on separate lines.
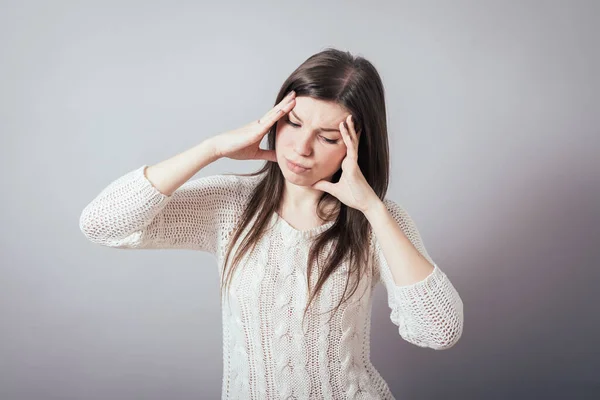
top-left (294, 131), bottom-right (313, 156)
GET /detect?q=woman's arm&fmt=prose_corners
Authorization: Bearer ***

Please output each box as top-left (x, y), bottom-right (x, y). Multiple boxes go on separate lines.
top-left (78, 138), bottom-right (249, 253)
top-left (144, 138), bottom-right (220, 196)
top-left (368, 199), bottom-right (464, 350)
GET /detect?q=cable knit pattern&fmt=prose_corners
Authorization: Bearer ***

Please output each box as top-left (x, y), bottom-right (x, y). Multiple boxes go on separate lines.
top-left (272, 241), bottom-right (311, 398)
top-left (79, 164), bottom-right (464, 399)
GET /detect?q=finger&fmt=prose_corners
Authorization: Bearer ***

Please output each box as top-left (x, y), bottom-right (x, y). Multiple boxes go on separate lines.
top-left (261, 97), bottom-right (295, 128)
top-left (347, 115), bottom-right (359, 144)
top-left (258, 97), bottom-right (295, 127)
top-left (339, 120), bottom-right (357, 158)
top-left (261, 91), bottom-right (296, 123)
top-left (265, 90), bottom-right (295, 118)
top-left (312, 180), bottom-right (335, 195)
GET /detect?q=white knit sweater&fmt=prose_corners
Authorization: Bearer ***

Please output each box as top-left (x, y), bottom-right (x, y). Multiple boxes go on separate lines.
top-left (79, 165), bottom-right (464, 399)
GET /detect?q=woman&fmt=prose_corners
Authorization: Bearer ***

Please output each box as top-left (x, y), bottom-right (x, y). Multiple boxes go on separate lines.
top-left (79, 47), bottom-right (464, 399)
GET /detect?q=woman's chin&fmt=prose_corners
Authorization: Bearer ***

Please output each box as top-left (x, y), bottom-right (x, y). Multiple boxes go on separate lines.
top-left (284, 170), bottom-right (310, 181)
top-left (282, 169), bottom-right (320, 186)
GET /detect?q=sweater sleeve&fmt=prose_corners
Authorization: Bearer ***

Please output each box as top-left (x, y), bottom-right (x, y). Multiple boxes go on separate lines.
top-left (370, 199), bottom-right (464, 350)
top-left (79, 164), bottom-right (249, 254)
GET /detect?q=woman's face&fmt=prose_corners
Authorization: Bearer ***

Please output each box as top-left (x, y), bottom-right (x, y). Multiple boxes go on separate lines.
top-left (275, 96), bottom-right (354, 184)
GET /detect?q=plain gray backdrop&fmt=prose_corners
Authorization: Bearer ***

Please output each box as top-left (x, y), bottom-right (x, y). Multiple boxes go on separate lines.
top-left (1, 0), bottom-right (599, 399)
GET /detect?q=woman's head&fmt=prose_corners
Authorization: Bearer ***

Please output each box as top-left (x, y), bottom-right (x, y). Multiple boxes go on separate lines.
top-left (275, 96), bottom-right (352, 186)
top-left (221, 47), bottom-right (390, 325)
top-left (270, 48), bottom-right (390, 201)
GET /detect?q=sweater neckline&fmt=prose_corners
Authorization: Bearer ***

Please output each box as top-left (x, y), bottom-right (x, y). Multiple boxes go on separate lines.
top-left (272, 211), bottom-right (334, 242)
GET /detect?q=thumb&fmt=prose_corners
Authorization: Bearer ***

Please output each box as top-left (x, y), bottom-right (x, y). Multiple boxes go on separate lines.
top-left (312, 180), bottom-right (335, 195)
top-left (256, 149), bottom-right (277, 162)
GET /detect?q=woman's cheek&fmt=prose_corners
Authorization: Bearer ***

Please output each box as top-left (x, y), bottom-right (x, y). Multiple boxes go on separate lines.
top-left (323, 150), bottom-right (344, 171)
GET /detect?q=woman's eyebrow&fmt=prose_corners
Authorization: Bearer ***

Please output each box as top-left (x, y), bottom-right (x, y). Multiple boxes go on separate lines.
top-left (290, 110), bottom-right (341, 132)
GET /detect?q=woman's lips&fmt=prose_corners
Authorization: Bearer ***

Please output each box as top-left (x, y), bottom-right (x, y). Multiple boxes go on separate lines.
top-left (286, 158), bottom-right (310, 173)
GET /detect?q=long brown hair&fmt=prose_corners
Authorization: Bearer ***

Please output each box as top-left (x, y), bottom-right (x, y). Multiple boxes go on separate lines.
top-left (220, 47), bottom-right (390, 327)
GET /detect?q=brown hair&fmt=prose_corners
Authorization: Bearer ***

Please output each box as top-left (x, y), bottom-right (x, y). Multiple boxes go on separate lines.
top-left (220, 47), bottom-right (390, 327)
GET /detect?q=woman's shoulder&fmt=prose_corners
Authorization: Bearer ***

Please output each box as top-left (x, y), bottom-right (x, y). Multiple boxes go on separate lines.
top-left (198, 171), bottom-right (265, 203)
top-left (217, 171), bottom-right (265, 190)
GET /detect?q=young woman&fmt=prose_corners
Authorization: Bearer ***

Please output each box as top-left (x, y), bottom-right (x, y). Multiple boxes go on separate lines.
top-left (80, 48), bottom-right (464, 399)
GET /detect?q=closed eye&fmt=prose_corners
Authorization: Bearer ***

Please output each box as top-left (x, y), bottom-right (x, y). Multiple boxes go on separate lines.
top-left (285, 117), bottom-right (339, 144)
top-left (285, 118), bottom-right (300, 128)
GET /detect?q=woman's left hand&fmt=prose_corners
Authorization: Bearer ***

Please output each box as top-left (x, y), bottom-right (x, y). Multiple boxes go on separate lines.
top-left (311, 115), bottom-right (380, 214)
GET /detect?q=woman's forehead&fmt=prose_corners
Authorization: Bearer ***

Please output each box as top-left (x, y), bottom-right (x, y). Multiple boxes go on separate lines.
top-left (292, 96), bottom-right (349, 121)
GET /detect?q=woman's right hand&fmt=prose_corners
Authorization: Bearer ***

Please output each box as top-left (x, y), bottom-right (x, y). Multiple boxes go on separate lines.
top-left (211, 90), bottom-right (296, 162)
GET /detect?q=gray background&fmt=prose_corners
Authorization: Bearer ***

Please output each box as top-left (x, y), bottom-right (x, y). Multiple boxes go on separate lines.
top-left (1, 0), bottom-right (599, 399)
